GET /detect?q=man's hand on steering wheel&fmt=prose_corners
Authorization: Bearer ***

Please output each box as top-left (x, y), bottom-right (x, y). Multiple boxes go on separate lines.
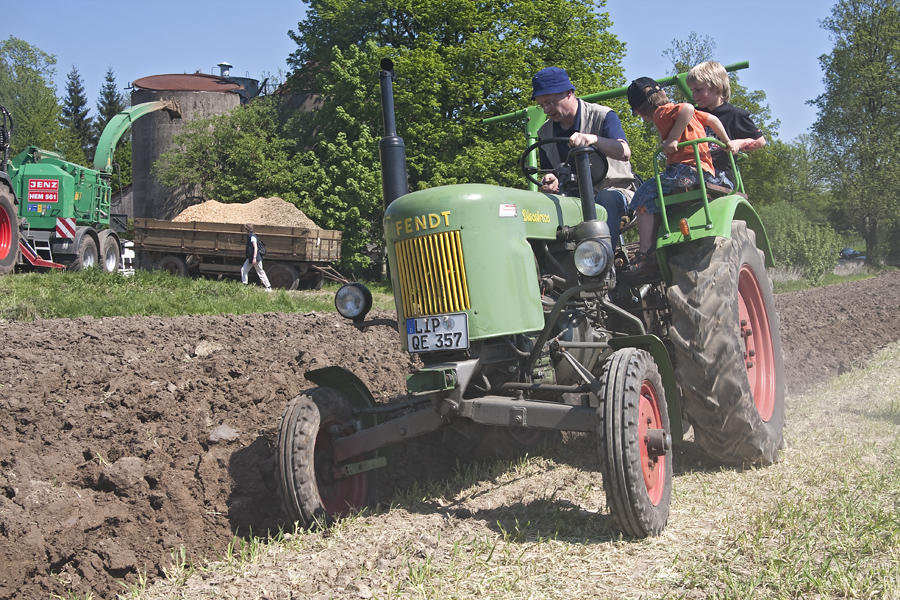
top-left (568, 132), bottom-right (599, 148)
top-left (539, 173), bottom-right (560, 193)
top-left (519, 136), bottom-right (610, 192)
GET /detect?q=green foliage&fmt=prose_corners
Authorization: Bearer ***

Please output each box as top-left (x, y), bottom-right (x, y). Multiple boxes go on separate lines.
top-left (162, 0), bottom-right (629, 271)
top-left (811, 0), bottom-right (900, 262)
top-left (61, 66), bottom-right (92, 165)
top-left (759, 201), bottom-right (844, 284)
top-left (0, 36), bottom-right (72, 157)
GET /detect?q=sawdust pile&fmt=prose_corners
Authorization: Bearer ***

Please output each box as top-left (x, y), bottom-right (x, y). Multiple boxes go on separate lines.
top-left (172, 197), bottom-right (319, 229)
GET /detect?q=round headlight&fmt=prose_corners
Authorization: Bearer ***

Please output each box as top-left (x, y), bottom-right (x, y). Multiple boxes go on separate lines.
top-left (335, 283), bottom-right (373, 322)
top-left (574, 238), bottom-right (612, 277)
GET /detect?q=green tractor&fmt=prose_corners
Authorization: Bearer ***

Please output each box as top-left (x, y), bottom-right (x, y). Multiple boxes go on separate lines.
top-left (275, 60), bottom-right (784, 537)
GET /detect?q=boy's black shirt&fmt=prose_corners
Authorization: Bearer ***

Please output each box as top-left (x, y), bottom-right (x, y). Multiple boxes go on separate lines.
top-left (699, 102), bottom-right (763, 184)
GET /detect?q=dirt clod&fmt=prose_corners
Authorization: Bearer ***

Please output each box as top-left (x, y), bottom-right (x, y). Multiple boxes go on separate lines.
top-left (1, 271), bottom-right (899, 599)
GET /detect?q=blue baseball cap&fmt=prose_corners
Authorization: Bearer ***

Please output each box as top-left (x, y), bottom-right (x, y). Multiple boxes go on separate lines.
top-left (531, 67), bottom-right (575, 99)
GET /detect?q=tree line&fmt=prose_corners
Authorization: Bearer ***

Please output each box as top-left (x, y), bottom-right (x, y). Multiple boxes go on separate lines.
top-left (0, 36), bottom-right (131, 185)
top-left (4, 0), bottom-right (897, 278)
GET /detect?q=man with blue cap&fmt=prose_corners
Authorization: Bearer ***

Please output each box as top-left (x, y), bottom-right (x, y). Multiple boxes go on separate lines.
top-left (531, 66), bottom-right (637, 252)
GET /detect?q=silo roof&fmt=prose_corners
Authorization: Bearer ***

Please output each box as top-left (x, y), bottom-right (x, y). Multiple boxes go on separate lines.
top-left (132, 73), bottom-right (243, 92)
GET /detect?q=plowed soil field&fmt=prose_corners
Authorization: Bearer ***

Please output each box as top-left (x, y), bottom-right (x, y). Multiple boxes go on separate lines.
top-left (2, 270), bottom-right (899, 599)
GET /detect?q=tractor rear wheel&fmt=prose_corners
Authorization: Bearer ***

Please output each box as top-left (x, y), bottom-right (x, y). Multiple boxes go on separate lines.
top-left (0, 187), bottom-right (18, 276)
top-left (667, 221), bottom-right (785, 465)
top-left (597, 348), bottom-right (672, 537)
top-left (277, 387), bottom-right (373, 526)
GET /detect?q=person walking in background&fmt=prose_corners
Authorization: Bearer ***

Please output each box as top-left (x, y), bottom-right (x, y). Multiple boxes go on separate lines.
top-left (241, 223), bottom-right (272, 292)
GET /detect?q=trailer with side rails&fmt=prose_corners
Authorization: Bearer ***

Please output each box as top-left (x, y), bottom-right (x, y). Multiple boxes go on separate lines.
top-left (132, 218), bottom-right (343, 290)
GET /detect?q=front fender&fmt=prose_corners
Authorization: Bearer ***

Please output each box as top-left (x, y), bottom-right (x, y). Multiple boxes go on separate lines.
top-left (305, 366), bottom-right (377, 414)
top-left (608, 334), bottom-right (683, 441)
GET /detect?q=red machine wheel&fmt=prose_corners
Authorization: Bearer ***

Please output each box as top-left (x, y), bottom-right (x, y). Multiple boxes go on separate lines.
top-left (598, 348), bottom-right (672, 537)
top-left (0, 187), bottom-right (18, 276)
top-left (277, 387), bottom-right (372, 525)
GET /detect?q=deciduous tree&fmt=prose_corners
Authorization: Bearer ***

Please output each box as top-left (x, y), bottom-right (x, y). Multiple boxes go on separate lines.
top-left (0, 36), bottom-right (68, 156)
top-left (811, 0), bottom-right (900, 262)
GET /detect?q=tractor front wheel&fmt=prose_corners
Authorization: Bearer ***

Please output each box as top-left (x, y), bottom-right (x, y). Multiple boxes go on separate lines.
top-left (277, 387), bottom-right (373, 526)
top-left (598, 348), bottom-right (672, 537)
top-left (667, 221), bottom-right (785, 465)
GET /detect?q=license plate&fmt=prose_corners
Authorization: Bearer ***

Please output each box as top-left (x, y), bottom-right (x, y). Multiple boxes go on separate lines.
top-left (406, 313), bottom-right (469, 353)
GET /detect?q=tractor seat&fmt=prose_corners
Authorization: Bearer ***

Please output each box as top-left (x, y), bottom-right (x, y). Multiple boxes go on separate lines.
top-left (662, 182), bottom-right (748, 208)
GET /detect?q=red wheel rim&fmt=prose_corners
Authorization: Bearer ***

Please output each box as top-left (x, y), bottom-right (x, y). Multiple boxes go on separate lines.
top-left (0, 205), bottom-right (10, 261)
top-left (638, 380), bottom-right (666, 506)
top-left (314, 415), bottom-right (369, 517)
top-left (738, 264), bottom-right (776, 421)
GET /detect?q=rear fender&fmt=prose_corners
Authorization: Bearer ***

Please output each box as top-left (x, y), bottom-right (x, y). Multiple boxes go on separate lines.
top-left (657, 194), bottom-right (773, 280)
top-left (608, 334), bottom-right (683, 441)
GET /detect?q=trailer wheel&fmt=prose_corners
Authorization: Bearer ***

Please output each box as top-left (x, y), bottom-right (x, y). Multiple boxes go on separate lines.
top-left (597, 348), bottom-right (672, 537)
top-left (266, 262), bottom-right (300, 290)
top-left (0, 187), bottom-right (18, 276)
top-left (156, 255), bottom-right (188, 277)
top-left (277, 387), bottom-right (373, 526)
top-left (98, 233), bottom-right (121, 273)
top-left (69, 236), bottom-right (98, 271)
top-left (299, 271), bottom-right (325, 291)
top-left (667, 221), bottom-right (785, 465)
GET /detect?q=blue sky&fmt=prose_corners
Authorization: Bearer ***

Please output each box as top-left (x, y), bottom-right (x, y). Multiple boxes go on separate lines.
top-left (6, 0), bottom-right (834, 141)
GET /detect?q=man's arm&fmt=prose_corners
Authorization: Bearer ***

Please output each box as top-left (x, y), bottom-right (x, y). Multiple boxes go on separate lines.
top-left (568, 132), bottom-right (631, 161)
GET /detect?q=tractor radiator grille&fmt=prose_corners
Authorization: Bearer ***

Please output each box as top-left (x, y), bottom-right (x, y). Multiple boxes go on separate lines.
top-left (395, 230), bottom-right (471, 318)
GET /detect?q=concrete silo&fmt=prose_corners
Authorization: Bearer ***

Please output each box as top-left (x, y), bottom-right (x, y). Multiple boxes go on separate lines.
top-left (131, 73), bottom-right (245, 220)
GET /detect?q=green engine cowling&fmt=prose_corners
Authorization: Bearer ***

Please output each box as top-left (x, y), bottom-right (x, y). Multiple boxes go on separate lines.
top-left (384, 183), bottom-right (607, 351)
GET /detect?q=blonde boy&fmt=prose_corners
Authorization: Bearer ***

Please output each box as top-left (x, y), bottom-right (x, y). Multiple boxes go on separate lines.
top-left (624, 77), bottom-right (739, 278)
top-left (686, 61), bottom-right (766, 184)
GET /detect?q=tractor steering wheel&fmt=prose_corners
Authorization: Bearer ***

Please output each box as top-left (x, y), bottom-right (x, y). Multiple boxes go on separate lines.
top-left (519, 136), bottom-right (610, 193)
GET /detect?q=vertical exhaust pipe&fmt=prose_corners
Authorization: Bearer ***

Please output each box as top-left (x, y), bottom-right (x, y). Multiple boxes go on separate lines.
top-left (378, 59), bottom-right (408, 209)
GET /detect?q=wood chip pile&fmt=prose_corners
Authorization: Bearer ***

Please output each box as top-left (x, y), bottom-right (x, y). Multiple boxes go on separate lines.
top-left (172, 197), bottom-right (319, 229)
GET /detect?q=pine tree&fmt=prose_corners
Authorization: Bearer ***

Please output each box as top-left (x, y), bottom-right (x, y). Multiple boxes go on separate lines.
top-left (61, 65), bottom-right (91, 164)
top-left (92, 67), bottom-right (126, 150)
top-left (93, 67), bottom-right (131, 186)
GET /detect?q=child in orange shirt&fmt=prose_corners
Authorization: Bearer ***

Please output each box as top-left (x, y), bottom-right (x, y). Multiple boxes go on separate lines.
top-left (624, 77), bottom-right (740, 278)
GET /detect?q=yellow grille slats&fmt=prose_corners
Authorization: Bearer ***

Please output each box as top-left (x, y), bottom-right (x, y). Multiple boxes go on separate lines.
top-left (396, 230), bottom-right (470, 318)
